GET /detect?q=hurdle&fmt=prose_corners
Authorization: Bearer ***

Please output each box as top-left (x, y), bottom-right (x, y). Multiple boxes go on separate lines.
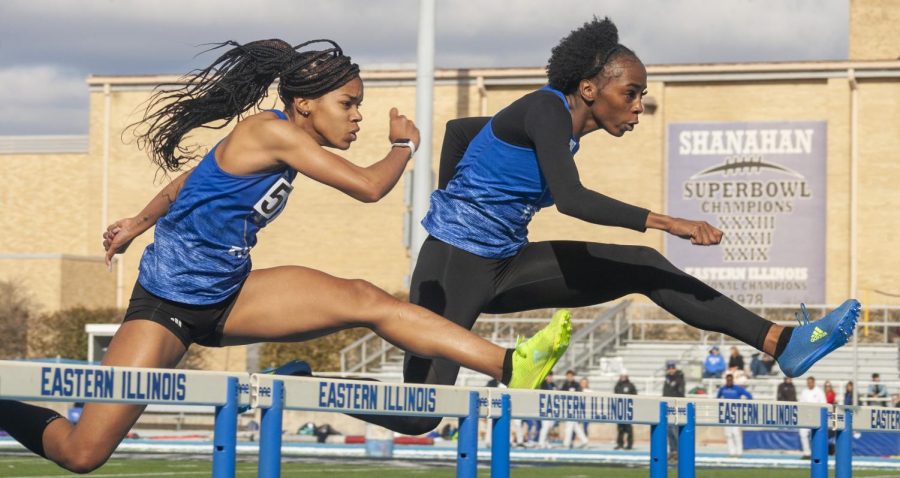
top-left (251, 374), bottom-right (482, 478)
top-left (0, 360), bottom-right (251, 478)
top-left (835, 405), bottom-right (900, 478)
top-left (674, 397), bottom-right (831, 478)
top-left (484, 389), bottom-right (669, 478)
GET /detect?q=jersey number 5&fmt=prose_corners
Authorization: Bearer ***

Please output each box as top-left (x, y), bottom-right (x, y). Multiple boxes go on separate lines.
top-left (253, 177), bottom-right (294, 222)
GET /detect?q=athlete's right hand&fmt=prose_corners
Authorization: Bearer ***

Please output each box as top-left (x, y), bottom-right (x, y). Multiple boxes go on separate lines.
top-left (103, 217), bottom-right (143, 269)
top-left (388, 107), bottom-right (420, 150)
top-left (667, 217), bottom-right (723, 246)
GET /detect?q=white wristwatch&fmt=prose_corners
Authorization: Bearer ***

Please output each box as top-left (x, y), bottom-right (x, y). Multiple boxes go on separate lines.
top-left (391, 138), bottom-right (417, 156)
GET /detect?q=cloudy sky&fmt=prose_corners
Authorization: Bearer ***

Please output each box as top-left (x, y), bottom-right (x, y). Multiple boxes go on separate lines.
top-left (0, 0), bottom-right (849, 135)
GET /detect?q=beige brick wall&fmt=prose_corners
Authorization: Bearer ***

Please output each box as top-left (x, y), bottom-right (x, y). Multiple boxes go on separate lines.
top-left (850, 0), bottom-right (900, 60)
top-left (0, 256), bottom-right (114, 312)
top-left (857, 79), bottom-right (900, 296)
top-left (4, 65), bottom-right (899, 355)
top-left (0, 258), bottom-right (62, 311)
top-left (10, 69), bottom-right (900, 316)
top-left (60, 257), bottom-right (117, 310)
top-left (0, 153), bottom-right (93, 254)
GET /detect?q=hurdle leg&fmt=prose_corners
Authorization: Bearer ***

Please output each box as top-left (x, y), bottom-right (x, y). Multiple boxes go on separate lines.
top-left (810, 407), bottom-right (829, 478)
top-left (490, 394), bottom-right (511, 478)
top-left (649, 401), bottom-right (668, 478)
top-left (213, 377), bottom-right (239, 478)
top-left (457, 390), bottom-right (479, 478)
top-left (835, 409), bottom-right (853, 478)
top-left (258, 380), bottom-right (284, 478)
top-left (678, 402), bottom-right (695, 478)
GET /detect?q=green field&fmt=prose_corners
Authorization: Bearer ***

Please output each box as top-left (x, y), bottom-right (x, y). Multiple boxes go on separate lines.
top-left (2, 456), bottom-right (900, 478)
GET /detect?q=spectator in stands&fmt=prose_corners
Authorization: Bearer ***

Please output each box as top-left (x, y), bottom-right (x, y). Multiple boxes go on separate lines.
top-left (823, 381), bottom-right (836, 405)
top-left (867, 373), bottom-right (888, 404)
top-left (717, 373), bottom-right (752, 457)
top-left (703, 346), bottom-right (726, 378)
top-left (750, 352), bottom-right (776, 377)
top-left (777, 377), bottom-right (797, 402)
top-left (892, 393), bottom-right (900, 408)
top-left (843, 381), bottom-right (855, 405)
top-left (580, 377), bottom-right (591, 436)
top-left (798, 376), bottom-right (826, 459)
top-left (727, 366), bottom-right (749, 386)
top-left (538, 372), bottom-right (558, 447)
top-left (614, 374), bottom-right (637, 450)
top-left (663, 360), bottom-right (685, 460)
top-left (560, 370), bottom-right (589, 449)
top-left (728, 346), bottom-right (745, 371)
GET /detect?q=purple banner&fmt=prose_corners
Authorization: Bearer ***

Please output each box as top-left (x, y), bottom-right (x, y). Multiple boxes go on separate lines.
top-left (666, 121), bottom-right (826, 306)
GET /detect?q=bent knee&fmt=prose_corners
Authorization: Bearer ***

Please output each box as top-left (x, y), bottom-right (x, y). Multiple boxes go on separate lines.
top-left (57, 448), bottom-right (112, 474)
top-left (631, 246), bottom-right (668, 266)
top-left (344, 279), bottom-right (400, 324)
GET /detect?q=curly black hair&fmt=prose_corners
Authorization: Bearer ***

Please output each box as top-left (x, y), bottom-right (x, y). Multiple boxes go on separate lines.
top-left (131, 39), bottom-right (359, 172)
top-left (546, 16), bottom-right (639, 94)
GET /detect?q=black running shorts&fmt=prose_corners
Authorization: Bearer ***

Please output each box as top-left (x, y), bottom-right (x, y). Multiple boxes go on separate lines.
top-left (122, 281), bottom-right (242, 348)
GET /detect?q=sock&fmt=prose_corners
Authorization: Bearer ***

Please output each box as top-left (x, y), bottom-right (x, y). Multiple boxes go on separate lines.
top-left (0, 400), bottom-right (63, 458)
top-left (774, 326), bottom-right (794, 359)
top-left (500, 348), bottom-right (514, 385)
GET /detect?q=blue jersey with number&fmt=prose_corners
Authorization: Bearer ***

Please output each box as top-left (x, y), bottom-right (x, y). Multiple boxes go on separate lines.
top-left (138, 110), bottom-right (297, 304)
top-left (422, 86), bottom-right (579, 258)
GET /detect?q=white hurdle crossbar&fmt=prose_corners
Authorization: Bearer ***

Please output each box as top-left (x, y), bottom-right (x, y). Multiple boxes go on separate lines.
top-left (484, 389), bottom-right (669, 478)
top-left (4, 359), bottom-right (899, 477)
top-left (0, 360), bottom-right (250, 478)
top-left (674, 398), bottom-right (831, 478)
top-left (251, 374), bottom-right (482, 478)
top-left (835, 405), bottom-right (900, 477)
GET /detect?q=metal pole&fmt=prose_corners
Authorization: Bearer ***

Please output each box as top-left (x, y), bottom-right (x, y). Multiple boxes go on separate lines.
top-left (678, 402), bottom-right (696, 478)
top-left (457, 391), bottom-right (479, 478)
top-left (212, 377), bottom-right (238, 478)
top-left (835, 409), bottom-right (853, 478)
top-left (649, 401), bottom-right (668, 478)
top-left (410, 0), bottom-right (436, 277)
top-left (258, 380), bottom-right (284, 478)
top-left (491, 394), bottom-right (511, 478)
top-left (810, 407), bottom-right (829, 478)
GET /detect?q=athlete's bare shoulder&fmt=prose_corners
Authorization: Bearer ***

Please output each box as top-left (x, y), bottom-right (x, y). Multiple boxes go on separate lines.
top-left (234, 110), bottom-right (317, 152)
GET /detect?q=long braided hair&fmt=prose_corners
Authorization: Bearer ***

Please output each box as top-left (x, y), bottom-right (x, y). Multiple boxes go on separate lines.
top-left (132, 39), bottom-right (359, 172)
top-left (546, 16), bottom-right (639, 94)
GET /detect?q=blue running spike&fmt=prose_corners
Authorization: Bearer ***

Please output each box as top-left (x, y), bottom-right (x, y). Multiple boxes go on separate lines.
top-left (777, 299), bottom-right (861, 378)
top-left (262, 360), bottom-right (312, 377)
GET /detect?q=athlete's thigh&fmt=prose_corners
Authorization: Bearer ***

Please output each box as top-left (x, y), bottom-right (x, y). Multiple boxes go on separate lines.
top-left (487, 240), bottom-right (656, 313)
top-left (220, 265), bottom-right (395, 345)
top-left (404, 238), bottom-right (496, 384)
top-left (55, 320), bottom-right (187, 456)
top-left (409, 237), bottom-right (496, 329)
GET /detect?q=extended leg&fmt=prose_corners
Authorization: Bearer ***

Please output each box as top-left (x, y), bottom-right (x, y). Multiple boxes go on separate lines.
top-left (0, 321), bottom-right (186, 473)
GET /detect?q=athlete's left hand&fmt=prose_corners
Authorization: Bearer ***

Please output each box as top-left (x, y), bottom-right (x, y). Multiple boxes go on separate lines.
top-left (667, 218), bottom-right (723, 246)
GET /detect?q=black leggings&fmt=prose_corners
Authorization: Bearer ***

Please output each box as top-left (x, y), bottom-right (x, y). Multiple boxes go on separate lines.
top-left (365, 236), bottom-right (773, 435)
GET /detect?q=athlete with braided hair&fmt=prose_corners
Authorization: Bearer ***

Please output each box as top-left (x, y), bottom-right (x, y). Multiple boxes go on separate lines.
top-left (355, 17), bottom-right (860, 436)
top-left (0, 39), bottom-right (570, 473)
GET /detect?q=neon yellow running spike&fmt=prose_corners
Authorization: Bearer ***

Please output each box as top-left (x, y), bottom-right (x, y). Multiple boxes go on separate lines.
top-left (810, 326), bottom-right (828, 342)
top-left (508, 309), bottom-right (572, 389)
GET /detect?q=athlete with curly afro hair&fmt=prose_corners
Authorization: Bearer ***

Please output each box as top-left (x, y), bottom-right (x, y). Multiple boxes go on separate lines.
top-left (353, 16), bottom-right (860, 436)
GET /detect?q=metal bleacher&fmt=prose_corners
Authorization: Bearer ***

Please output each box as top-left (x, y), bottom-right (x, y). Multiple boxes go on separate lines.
top-left (592, 341), bottom-right (900, 401)
top-left (341, 301), bottom-right (900, 404)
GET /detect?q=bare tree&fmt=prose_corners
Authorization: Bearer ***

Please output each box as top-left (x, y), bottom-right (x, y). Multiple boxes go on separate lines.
top-left (0, 280), bottom-right (32, 359)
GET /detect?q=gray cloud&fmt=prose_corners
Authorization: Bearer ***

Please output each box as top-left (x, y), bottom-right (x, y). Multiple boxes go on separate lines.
top-left (0, 0), bottom-right (848, 134)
